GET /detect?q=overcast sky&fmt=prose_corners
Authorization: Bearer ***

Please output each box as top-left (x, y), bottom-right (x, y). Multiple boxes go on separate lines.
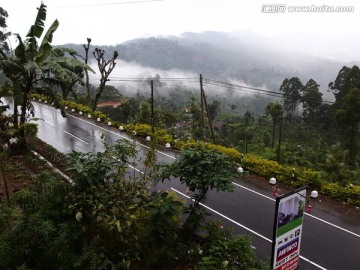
top-left (2, 0), bottom-right (360, 61)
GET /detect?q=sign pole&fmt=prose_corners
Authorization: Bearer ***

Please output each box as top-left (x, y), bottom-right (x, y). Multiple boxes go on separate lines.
top-left (271, 186), bottom-right (307, 270)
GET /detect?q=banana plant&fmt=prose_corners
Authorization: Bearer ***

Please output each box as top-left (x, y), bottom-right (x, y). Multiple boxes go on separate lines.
top-left (0, 3), bottom-right (94, 126)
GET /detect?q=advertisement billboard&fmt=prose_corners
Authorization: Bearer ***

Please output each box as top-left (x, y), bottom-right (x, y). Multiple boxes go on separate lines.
top-left (271, 186), bottom-right (307, 270)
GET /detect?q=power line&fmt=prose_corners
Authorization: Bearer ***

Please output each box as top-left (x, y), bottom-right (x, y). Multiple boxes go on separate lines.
top-left (204, 82), bottom-right (283, 98)
top-left (89, 75), bottom-right (198, 83)
top-left (203, 78), bottom-right (283, 98)
top-left (86, 74), bottom-right (335, 103)
top-left (54, 0), bottom-right (166, 9)
top-left (109, 77), bottom-right (197, 81)
top-left (203, 78), bottom-right (334, 103)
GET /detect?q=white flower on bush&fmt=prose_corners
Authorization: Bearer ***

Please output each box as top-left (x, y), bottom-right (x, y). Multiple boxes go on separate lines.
top-left (76, 211), bottom-right (83, 222)
top-left (9, 137), bottom-right (18, 145)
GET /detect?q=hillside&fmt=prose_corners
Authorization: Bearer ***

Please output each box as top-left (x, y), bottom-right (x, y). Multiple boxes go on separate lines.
top-left (62, 31), bottom-right (359, 100)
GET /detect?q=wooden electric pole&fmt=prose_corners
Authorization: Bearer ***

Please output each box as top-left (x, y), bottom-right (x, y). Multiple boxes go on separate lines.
top-left (202, 88), bottom-right (216, 144)
top-left (200, 74), bottom-right (205, 138)
top-left (151, 80), bottom-right (155, 135)
top-left (277, 113), bottom-right (283, 163)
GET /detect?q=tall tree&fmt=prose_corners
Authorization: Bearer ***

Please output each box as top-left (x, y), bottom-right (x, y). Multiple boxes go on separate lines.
top-left (301, 79), bottom-right (323, 122)
top-left (79, 38), bottom-right (92, 104)
top-left (91, 48), bottom-right (119, 112)
top-left (335, 87), bottom-right (360, 168)
top-left (137, 100), bottom-right (152, 124)
top-left (189, 94), bottom-right (203, 139)
top-left (329, 66), bottom-right (360, 168)
top-left (279, 77), bottom-right (303, 116)
top-left (208, 100), bottom-right (220, 120)
top-left (244, 110), bottom-right (254, 126)
top-left (328, 66), bottom-right (350, 100)
top-left (265, 101), bottom-right (283, 148)
top-left (329, 65), bottom-right (360, 107)
top-left (314, 103), bottom-right (334, 131)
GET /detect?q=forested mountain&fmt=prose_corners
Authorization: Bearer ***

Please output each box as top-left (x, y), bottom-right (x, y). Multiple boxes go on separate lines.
top-left (63, 31), bottom-right (359, 100)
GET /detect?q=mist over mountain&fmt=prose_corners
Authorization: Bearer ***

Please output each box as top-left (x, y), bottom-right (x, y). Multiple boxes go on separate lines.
top-left (64, 31), bottom-right (359, 101)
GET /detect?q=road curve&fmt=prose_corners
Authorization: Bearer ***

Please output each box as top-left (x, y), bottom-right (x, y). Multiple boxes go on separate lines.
top-left (2, 98), bottom-right (359, 270)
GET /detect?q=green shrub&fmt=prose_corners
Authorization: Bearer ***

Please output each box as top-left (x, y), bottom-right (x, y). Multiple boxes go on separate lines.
top-left (343, 185), bottom-right (360, 206)
top-left (112, 121), bottom-right (120, 128)
top-left (195, 222), bottom-right (264, 270)
top-left (93, 111), bottom-right (107, 121)
top-left (63, 100), bottom-right (77, 109)
top-left (242, 154), bottom-right (321, 189)
top-left (30, 93), bottom-right (47, 102)
top-left (322, 183), bottom-right (360, 206)
top-left (179, 140), bottom-right (241, 160)
top-left (154, 129), bottom-right (173, 144)
top-left (125, 124), bottom-right (174, 145)
top-left (75, 104), bottom-right (91, 114)
top-left (131, 123), bottom-right (152, 137)
top-left (205, 143), bottom-right (241, 161)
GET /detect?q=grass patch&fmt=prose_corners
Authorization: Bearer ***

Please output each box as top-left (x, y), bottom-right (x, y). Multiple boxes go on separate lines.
top-left (277, 216), bottom-right (303, 237)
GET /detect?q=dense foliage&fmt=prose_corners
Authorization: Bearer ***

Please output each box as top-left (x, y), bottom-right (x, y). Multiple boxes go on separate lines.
top-left (0, 139), bottom-right (264, 269)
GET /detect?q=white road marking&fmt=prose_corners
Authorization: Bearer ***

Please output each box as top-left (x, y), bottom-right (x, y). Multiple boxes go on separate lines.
top-left (127, 164), bottom-right (144, 175)
top-left (299, 256), bottom-right (327, 270)
top-left (171, 187), bottom-right (327, 270)
top-left (306, 213), bottom-right (360, 238)
top-left (171, 187), bottom-right (271, 242)
top-left (44, 120), bottom-right (54, 126)
top-left (66, 114), bottom-right (176, 159)
top-left (233, 182), bottom-right (276, 201)
top-left (31, 150), bottom-right (74, 185)
top-left (44, 116), bottom-right (89, 145)
top-left (64, 130), bottom-right (89, 144)
top-left (232, 182), bottom-right (360, 238)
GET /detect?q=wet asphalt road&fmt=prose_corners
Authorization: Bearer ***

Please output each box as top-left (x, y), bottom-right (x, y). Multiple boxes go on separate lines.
top-left (2, 98), bottom-right (360, 270)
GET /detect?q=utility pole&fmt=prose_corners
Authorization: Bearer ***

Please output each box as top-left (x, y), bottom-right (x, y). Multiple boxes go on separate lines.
top-left (245, 137), bottom-right (248, 154)
top-left (277, 113), bottom-right (283, 163)
top-left (200, 74), bottom-right (205, 138)
top-left (202, 87), bottom-right (216, 144)
top-left (151, 80), bottom-right (154, 135)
